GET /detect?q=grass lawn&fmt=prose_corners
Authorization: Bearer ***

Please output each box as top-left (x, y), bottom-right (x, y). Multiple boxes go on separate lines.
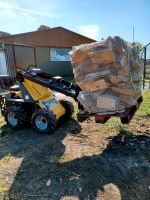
top-left (135, 90), bottom-right (150, 118)
top-left (0, 90), bottom-right (149, 199)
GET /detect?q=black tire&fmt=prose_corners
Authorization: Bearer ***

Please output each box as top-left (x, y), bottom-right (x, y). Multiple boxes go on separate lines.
top-left (4, 106), bottom-right (26, 129)
top-left (60, 99), bottom-right (74, 119)
top-left (31, 109), bottom-right (57, 133)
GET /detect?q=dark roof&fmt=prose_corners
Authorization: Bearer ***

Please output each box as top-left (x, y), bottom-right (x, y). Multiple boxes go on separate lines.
top-left (0, 26), bottom-right (96, 48)
top-left (0, 31), bottom-right (10, 38)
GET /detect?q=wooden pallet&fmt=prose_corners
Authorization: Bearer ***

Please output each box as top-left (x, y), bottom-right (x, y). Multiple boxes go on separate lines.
top-left (77, 96), bottom-right (143, 124)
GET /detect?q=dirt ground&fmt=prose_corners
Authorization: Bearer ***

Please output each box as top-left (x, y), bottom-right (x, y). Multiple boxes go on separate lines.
top-left (0, 95), bottom-right (150, 200)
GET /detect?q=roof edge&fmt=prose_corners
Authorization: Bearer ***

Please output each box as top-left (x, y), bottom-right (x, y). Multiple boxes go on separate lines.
top-left (0, 27), bottom-right (61, 39)
top-left (0, 26), bottom-right (97, 42)
top-left (58, 26), bottom-right (96, 42)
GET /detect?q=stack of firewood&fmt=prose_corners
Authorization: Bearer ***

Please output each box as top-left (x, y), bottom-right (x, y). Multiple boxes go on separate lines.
top-left (70, 36), bottom-right (142, 114)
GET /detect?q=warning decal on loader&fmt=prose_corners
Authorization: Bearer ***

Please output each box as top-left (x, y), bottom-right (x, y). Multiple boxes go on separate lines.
top-left (42, 98), bottom-right (59, 110)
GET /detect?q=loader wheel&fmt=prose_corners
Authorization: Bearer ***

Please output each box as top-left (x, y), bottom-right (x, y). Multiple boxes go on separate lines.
top-left (60, 100), bottom-right (74, 119)
top-left (4, 106), bottom-right (26, 129)
top-left (31, 109), bottom-right (57, 133)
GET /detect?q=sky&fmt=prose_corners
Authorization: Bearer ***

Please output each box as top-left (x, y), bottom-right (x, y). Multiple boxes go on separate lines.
top-left (0, 0), bottom-right (149, 45)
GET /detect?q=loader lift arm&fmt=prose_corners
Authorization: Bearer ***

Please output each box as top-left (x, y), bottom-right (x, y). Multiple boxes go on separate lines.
top-left (16, 68), bottom-right (81, 101)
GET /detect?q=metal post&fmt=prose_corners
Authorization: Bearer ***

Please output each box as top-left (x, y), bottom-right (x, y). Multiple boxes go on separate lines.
top-left (133, 26), bottom-right (134, 43)
top-left (143, 47), bottom-right (146, 89)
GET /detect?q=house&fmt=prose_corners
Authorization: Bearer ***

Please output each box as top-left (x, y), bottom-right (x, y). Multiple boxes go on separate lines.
top-left (0, 26), bottom-right (96, 76)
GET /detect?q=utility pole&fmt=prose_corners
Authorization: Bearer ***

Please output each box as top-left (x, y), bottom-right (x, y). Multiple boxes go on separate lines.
top-left (54, 17), bottom-right (55, 27)
top-left (133, 26), bottom-right (134, 43)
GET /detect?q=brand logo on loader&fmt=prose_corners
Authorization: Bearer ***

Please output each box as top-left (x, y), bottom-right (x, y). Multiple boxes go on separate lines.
top-left (42, 98), bottom-right (58, 110)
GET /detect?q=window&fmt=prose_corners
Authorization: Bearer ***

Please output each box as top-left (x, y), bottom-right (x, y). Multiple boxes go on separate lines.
top-left (50, 48), bottom-right (70, 61)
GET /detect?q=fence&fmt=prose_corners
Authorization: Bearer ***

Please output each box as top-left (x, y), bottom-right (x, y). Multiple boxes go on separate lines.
top-left (139, 43), bottom-right (150, 90)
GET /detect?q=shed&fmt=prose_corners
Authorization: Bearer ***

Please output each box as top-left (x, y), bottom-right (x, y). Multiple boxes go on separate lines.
top-left (0, 26), bottom-right (96, 76)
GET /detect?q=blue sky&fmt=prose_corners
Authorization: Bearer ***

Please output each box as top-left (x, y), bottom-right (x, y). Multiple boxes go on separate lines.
top-left (0, 0), bottom-right (149, 45)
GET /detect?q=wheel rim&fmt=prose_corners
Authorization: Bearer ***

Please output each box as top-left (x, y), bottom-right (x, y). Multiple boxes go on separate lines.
top-left (35, 115), bottom-right (48, 131)
top-left (7, 112), bottom-right (18, 126)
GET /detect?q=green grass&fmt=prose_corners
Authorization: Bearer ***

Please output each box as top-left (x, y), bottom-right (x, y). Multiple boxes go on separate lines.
top-left (2, 153), bottom-right (13, 162)
top-left (0, 186), bottom-right (7, 198)
top-left (135, 90), bottom-right (150, 118)
top-left (0, 181), bottom-right (9, 200)
top-left (72, 104), bottom-right (79, 119)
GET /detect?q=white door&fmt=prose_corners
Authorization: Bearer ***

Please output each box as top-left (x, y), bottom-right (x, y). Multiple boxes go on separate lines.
top-left (0, 49), bottom-right (8, 75)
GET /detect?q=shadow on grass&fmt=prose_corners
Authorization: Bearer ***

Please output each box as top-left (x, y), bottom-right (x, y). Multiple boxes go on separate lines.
top-left (0, 121), bottom-right (150, 200)
top-left (0, 125), bottom-right (14, 137)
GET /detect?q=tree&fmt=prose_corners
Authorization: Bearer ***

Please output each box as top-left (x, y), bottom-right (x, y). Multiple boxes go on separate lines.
top-left (132, 41), bottom-right (143, 50)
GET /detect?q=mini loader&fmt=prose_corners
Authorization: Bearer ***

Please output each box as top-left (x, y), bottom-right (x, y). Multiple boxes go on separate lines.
top-left (0, 67), bottom-right (82, 133)
top-left (0, 43), bottom-right (82, 133)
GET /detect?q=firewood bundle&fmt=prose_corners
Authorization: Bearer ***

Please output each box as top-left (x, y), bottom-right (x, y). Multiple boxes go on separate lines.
top-left (70, 36), bottom-right (142, 114)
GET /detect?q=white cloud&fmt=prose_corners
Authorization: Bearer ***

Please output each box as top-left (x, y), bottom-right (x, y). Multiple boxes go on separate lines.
top-left (0, 1), bottom-right (37, 33)
top-left (0, 0), bottom-right (62, 34)
top-left (78, 24), bottom-right (100, 40)
top-left (0, 1), bottom-right (61, 18)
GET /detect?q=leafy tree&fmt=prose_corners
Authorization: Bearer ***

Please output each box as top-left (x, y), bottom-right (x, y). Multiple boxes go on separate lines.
top-left (133, 41), bottom-right (143, 50)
